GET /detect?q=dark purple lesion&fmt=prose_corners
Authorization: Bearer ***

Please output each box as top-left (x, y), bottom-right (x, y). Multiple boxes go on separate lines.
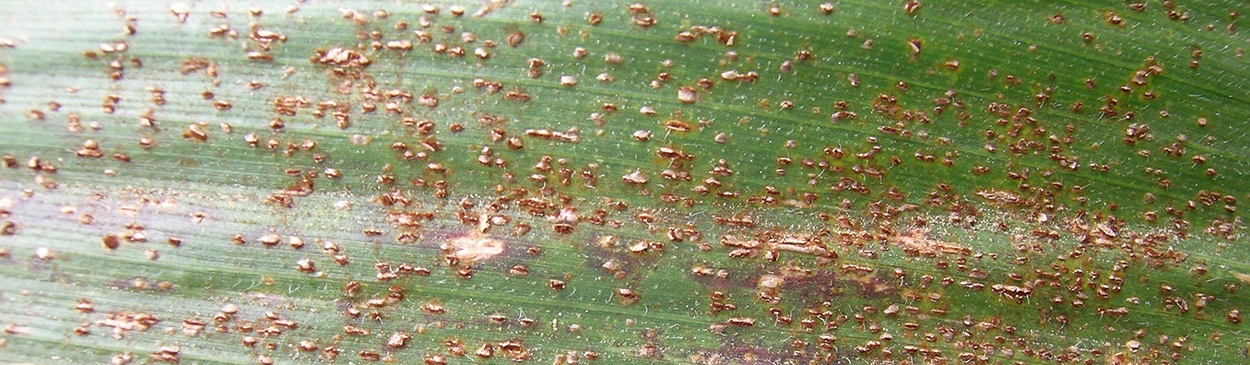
top-left (706, 340), bottom-right (851, 365)
top-left (774, 269), bottom-right (843, 299)
top-left (848, 273), bottom-right (899, 299)
top-left (578, 232), bottom-right (669, 282)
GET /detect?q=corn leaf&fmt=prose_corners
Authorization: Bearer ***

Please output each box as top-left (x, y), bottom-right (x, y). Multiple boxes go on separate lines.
top-left (0, 0), bottom-right (1247, 364)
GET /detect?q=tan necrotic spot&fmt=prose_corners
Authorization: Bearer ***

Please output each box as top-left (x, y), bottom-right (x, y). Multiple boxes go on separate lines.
top-left (442, 234), bottom-right (505, 265)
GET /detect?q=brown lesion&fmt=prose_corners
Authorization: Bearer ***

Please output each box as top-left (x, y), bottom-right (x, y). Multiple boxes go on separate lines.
top-left (94, 311), bottom-right (160, 339)
top-left (721, 231), bottom-right (827, 253)
top-left (281, 176), bottom-right (314, 197)
top-left (387, 211), bottom-right (433, 228)
top-left (889, 228), bottom-right (971, 256)
top-left (766, 232), bottom-right (830, 256)
top-left (974, 188), bottom-right (1022, 207)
